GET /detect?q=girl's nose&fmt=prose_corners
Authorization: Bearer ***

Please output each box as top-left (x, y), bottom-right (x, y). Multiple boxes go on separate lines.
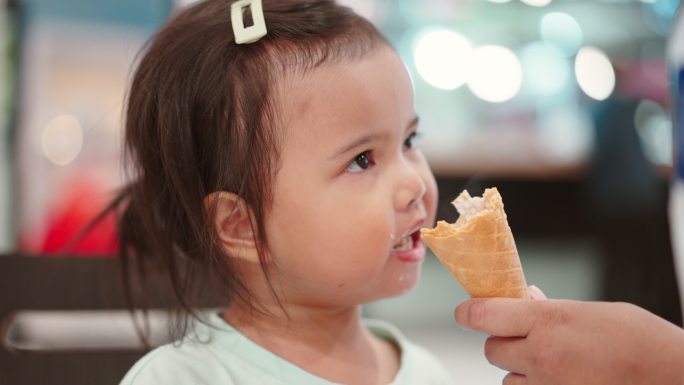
top-left (394, 159), bottom-right (427, 211)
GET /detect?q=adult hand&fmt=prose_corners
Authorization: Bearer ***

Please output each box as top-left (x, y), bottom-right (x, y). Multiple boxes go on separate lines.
top-left (455, 294), bottom-right (684, 385)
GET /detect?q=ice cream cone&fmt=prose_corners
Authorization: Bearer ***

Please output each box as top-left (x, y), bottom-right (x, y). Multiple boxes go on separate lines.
top-left (420, 187), bottom-right (527, 298)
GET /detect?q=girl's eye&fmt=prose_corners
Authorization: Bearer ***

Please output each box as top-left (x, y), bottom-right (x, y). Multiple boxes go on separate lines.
top-left (403, 131), bottom-right (419, 150)
top-left (346, 151), bottom-right (374, 173)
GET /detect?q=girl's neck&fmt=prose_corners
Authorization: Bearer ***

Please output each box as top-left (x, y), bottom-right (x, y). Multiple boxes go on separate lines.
top-left (224, 300), bottom-right (365, 353)
top-left (223, 301), bottom-right (400, 385)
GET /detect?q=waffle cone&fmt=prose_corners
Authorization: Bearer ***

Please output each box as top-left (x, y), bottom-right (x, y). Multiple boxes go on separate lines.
top-left (420, 187), bottom-right (527, 298)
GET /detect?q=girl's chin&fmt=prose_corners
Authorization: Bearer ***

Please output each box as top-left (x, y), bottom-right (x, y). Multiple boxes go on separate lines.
top-left (385, 266), bottom-right (422, 298)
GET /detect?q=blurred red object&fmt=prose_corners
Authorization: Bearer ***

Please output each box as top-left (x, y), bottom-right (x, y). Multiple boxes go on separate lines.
top-left (21, 178), bottom-right (119, 257)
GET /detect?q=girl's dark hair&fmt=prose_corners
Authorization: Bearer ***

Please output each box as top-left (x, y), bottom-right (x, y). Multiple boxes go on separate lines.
top-left (113, 0), bottom-right (389, 339)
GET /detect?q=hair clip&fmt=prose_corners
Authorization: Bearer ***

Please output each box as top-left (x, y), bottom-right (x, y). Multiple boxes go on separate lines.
top-left (231, 0), bottom-right (267, 44)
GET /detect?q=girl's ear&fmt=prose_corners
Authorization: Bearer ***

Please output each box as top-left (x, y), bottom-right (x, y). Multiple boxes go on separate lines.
top-left (204, 192), bottom-right (260, 263)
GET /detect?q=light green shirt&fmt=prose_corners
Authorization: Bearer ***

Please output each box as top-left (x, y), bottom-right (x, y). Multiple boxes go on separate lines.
top-left (120, 311), bottom-right (453, 385)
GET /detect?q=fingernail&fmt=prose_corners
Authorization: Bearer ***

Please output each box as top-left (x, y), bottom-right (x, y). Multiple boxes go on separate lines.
top-left (454, 301), bottom-right (473, 330)
top-left (528, 285), bottom-right (547, 300)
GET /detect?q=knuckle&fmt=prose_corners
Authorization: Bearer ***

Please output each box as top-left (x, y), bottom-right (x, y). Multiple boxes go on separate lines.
top-left (532, 346), bottom-right (566, 378)
top-left (468, 300), bottom-right (487, 329)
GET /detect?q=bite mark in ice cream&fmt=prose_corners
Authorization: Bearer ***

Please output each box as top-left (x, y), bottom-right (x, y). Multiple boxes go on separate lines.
top-left (420, 187), bottom-right (528, 298)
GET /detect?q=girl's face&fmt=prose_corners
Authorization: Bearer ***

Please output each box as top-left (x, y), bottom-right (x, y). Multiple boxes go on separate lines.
top-left (264, 46), bottom-right (438, 308)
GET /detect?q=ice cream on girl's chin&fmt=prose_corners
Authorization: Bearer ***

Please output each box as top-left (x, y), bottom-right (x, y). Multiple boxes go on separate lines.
top-left (420, 187), bottom-right (528, 299)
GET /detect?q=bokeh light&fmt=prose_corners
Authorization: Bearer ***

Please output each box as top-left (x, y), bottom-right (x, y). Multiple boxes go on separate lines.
top-left (520, 42), bottom-right (570, 96)
top-left (540, 12), bottom-right (583, 57)
top-left (466, 45), bottom-right (523, 103)
top-left (521, 0), bottom-right (552, 7)
top-left (413, 29), bottom-right (472, 90)
top-left (41, 114), bottom-right (84, 166)
top-left (575, 47), bottom-right (615, 101)
top-left (634, 99), bottom-right (672, 166)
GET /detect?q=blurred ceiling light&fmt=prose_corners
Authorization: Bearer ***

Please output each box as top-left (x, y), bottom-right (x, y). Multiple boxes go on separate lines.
top-left (414, 29), bottom-right (472, 90)
top-left (520, 0), bottom-right (552, 7)
top-left (634, 99), bottom-right (664, 129)
top-left (575, 47), bottom-right (615, 101)
top-left (634, 99), bottom-right (673, 165)
top-left (540, 12), bottom-right (583, 57)
top-left (41, 114), bottom-right (84, 166)
top-left (539, 12), bottom-right (584, 56)
top-left (521, 42), bottom-right (570, 96)
top-left (466, 45), bottom-right (522, 103)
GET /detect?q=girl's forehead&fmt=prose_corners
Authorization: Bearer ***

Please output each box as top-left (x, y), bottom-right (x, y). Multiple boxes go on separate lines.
top-left (275, 48), bottom-right (413, 147)
top-left (276, 47), bottom-right (405, 112)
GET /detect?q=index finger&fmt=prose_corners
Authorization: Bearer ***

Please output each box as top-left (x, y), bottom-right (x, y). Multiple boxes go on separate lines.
top-left (455, 297), bottom-right (542, 337)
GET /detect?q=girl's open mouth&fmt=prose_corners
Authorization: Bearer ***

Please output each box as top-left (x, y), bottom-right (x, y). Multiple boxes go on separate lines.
top-left (392, 231), bottom-right (419, 252)
top-left (391, 231), bottom-right (424, 262)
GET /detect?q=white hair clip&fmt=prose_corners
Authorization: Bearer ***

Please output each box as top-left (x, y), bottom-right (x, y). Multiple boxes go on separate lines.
top-left (231, 0), bottom-right (267, 44)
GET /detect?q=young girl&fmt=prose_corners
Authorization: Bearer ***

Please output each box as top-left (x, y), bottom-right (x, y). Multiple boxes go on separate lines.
top-left (116, 0), bottom-right (452, 384)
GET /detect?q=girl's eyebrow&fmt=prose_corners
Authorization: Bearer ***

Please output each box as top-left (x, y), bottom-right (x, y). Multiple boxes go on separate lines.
top-left (405, 115), bottom-right (420, 132)
top-left (328, 115), bottom-right (420, 161)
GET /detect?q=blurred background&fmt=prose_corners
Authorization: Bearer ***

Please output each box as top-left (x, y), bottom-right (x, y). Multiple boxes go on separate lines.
top-left (0, 0), bottom-right (682, 384)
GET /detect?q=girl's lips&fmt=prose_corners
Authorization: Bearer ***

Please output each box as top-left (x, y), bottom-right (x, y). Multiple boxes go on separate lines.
top-left (391, 231), bottom-right (425, 263)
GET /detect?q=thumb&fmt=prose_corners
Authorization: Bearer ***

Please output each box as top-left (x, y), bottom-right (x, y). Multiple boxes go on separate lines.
top-left (455, 297), bottom-right (540, 337)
